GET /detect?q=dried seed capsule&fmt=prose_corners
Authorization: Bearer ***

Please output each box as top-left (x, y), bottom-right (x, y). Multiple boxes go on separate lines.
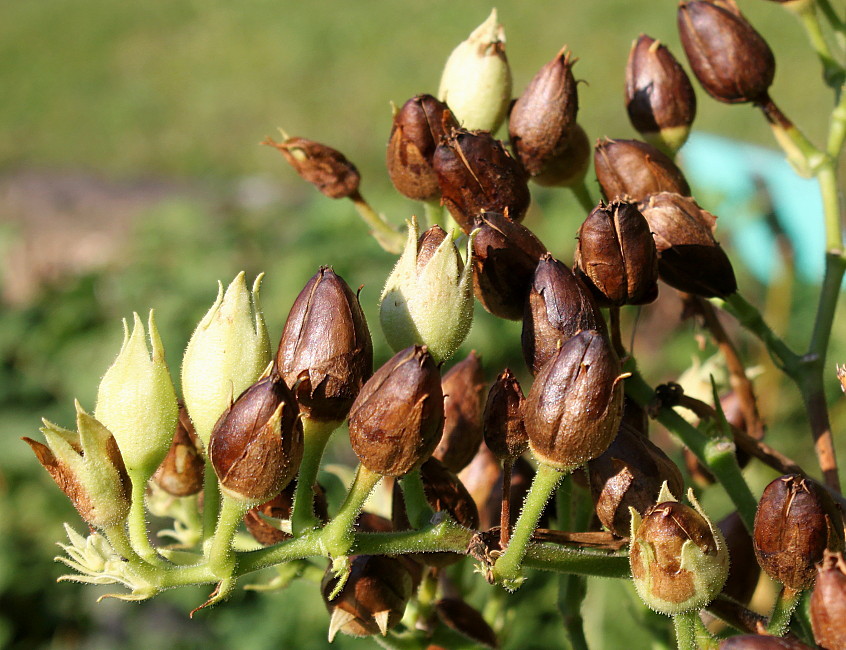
top-left (638, 192), bottom-right (737, 298)
top-left (275, 267), bottom-right (373, 423)
top-left (522, 254), bottom-right (606, 376)
top-left (754, 474), bottom-right (844, 590)
top-left (531, 122), bottom-right (591, 188)
top-left (244, 480), bottom-right (329, 546)
top-left (472, 212), bottom-right (546, 320)
top-left (594, 138), bottom-right (690, 203)
top-left (574, 200), bottom-right (659, 307)
top-left (435, 598), bottom-right (498, 649)
top-left (588, 421), bottom-right (684, 537)
top-left (678, 0), bottom-right (775, 104)
top-left (509, 47), bottom-right (579, 177)
top-left (153, 403), bottom-right (204, 497)
top-left (630, 490), bottom-right (729, 614)
top-left (483, 368), bottom-right (528, 460)
top-left (718, 635), bottom-right (816, 649)
top-left (263, 136), bottom-right (360, 199)
top-left (625, 35), bottom-right (697, 154)
top-left (810, 550), bottom-right (846, 650)
top-left (386, 94), bottom-right (459, 201)
top-left (208, 372), bottom-right (304, 504)
top-left (433, 351), bottom-right (485, 473)
top-left (348, 345), bottom-right (444, 477)
top-left (322, 555), bottom-right (414, 640)
top-left (421, 457), bottom-right (480, 531)
top-left (718, 511), bottom-right (760, 606)
top-left (433, 128), bottom-right (531, 234)
top-left (525, 330), bottom-right (623, 471)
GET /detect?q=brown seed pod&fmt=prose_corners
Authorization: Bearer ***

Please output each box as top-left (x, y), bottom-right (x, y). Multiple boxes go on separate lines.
top-left (208, 372), bottom-right (304, 504)
top-left (243, 479), bottom-right (329, 546)
top-left (718, 511), bottom-right (761, 606)
top-left (263, 136), bottom-right (360, 199)
top-left (483, 368), bottom-right (528, 460)
top-left (754, 474), bottom-right (844, 590)
top-left (472, 212), bottom-right (547, 321)
top-left (435, 598), bottom-right (498, 649)
top-left (387, 94), bottom-right (459, 201)
top-left (433, 351), bottom-right (485, 474)
top-left (530, 122), bottom-right (591, 189)
top-left (275, 266), bottom-right (373, 423)
top-left (810, 550), bottom-right (846, 650)
top-left (638, 191), bottom-right (737, 298)
top-left (574, 200), bottom-right (659, 307)
top-left (433, 128), bottom-right (531, 234)
top-left (509, 46), bottom-right (579, 177)
top-left (588, 421), bottom-right (684, 537)
top-left (594, 137), bottom-right (690, 203)
top-left (625, 35), bottom-right (697, 153)
top-left (153, 403), bottom-right (204, 497)
top-left (348, 345), bottom-right (444, 477)
top-left (718, 636), bottom-right (816, 649)
top-left (522, 254), bottom-right (606, 376)
top-left (420, 457), bottom-right (480, 531)
top-left (678, 0), bottom-right (775, 104)
top-left (525, 330), bottom-right (623, 471)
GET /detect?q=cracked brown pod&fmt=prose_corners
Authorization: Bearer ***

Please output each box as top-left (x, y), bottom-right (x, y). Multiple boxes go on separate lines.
top-left (472, 212), bottom-right (546, 320)
top-left (638, 191), bottom-right (737, 298)
top-left (753, 474), bottom-right (844, 590)
top-left (275, 266), bottom-right (373, 423)
top-left (348, 345), bottom-right (444, 477)
top-left (594, 137), bottom-right (690, 202)
top-left (153, 403), bottom-right (204, 497)
top-left (810, 550), bottom-right (846, 650)
top-left (522, 254), bottom-right (606, 376)
top-left (386, 94), bottom-right (459, 201)
top-left (574, 200), bottom-right (659, 307)
top-left (718, 511), bottom-right (761, 606)
top-left (483, 368), bottom-right (528, 461)
top-left (524, 330), bottom-right (623, 471)
top-left (625, 35), bottom-right (697, 153)
top-left (433, 351), bottom-right (485, 473)
top-left (264, 136), bottom-right (360, 199)
top-left (433, 128), bottom-right (531, 234)
top-left (208, 372), bottom-right (304, 504)
top-left (243, 479), bottom-right (329, 546)
top-left (678, 0), bottom-right (775, 104)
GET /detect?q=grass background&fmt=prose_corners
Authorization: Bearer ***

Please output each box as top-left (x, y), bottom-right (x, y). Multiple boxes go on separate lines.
top-left (0, 0), bottom-right (843, 648)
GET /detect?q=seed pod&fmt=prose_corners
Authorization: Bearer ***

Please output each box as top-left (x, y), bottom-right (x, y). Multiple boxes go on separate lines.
top-left (638, 192), bottom-right (737, 298)
top-left (678, 0), bottom-right (775, 104)
top-left (575, 200), bottom-right (659, 307)
top-left (483, 368), bottom-right (528, 461)
top-left (588, 421), bottom-right (684, 537)
top-left (263, 136), bottom-right (360, 199)
top-left (386, 94), bottom-right (459, 201)
top-left (718, 635), bottom-right (816, 649)
top-left (323, 554), bottom-right (414, 640)
top-left (509, 46), bottom-right (579, 177)
top-left (810, 550), bottom-right (846, 650)
top-left (348, 345), bottom-right (444, 477)
top-left (594, 138), bottom-right (690, 202)
top-left (531, 122), bottom-right (591, 188)
top-left (435, 598), bottom-right (498, 649)
top-left (433, 128), bottom-right (531, 234)
top-left (208, 372), bottom-right (304, 504)
top-left (472, 212), bottom-right (546, 320)
top-left (718, 511), bottom-right (760, 606)
top-left (244, 479), bottom-right (329, 546)
top-left (754, 474), bottom-right (844, 590)
top-left (525, 330), bottom-right (623, 471)
top-left (153, 403), bottom-right (204, 497)
top-left (275, 267), bottom-right (373, 423)
top-left (625, 35), bottom-right (697, 154)
top-left (433, 351), bottom-right (485, 473)
top-left (522, 254), bottom-right (606, 376)
top-left (630, 490), bottom-right (729, 614)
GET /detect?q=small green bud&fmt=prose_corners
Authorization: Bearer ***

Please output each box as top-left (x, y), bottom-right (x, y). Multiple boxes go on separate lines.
top-left (379, 218), bottom-right (476, 364)
top-left (95, 311), bottom-right (178, 479)
top-left (438, 9), bottom-right (512, 133)
top-left (181, 272), bottom-right (271, 447)
top-left (629, 485), bottom-right (729, 615)
top-left (25, 403), bottom-right (130, 528)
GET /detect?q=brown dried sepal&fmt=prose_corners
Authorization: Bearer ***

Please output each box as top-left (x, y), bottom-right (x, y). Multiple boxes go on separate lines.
top-left (718, 511), bottom-right (760, 606)
top-left (264, 136), bottom-right (360, 199)
top-left (435, 598), bottom-right (498, 649)
top-left (153, 404), bottom-right (204, 497)
top-left (482, 368), bottom-right (527, 460)
top-left (810, 550), bottom-right (846, 650)
top-left (433, 351), bottom-right (485, 473)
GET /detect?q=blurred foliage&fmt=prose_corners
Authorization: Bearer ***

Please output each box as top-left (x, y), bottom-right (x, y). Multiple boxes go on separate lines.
top-left (1, 0), bottom-right (844, 648)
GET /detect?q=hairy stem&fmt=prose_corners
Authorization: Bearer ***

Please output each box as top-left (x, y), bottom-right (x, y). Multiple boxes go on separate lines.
top-left (290, 418), bottom-right (338, 535)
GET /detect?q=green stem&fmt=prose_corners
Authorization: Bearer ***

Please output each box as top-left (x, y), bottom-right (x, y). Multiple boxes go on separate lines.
top-left (558, 572), bottom-right (588, 650)
top-left (571, 180), bottom-right (596, 213)
top-left (208, 495), bottom-right (249, 580)
top-left (127, 471), bottom-right (164, 565)
top-left (758, 95), bottom-right (826, 176)
top-left (103, 523), bottom-right (146, 566)
top-left (692, 614), bottom-right (719, 650)
top-left (290, 418), bottom-right (338, 535)
top-left (766, 585), bottom-right (802, 637)
top-left (817, 0), bottom-right (846, 46)
top-left (202, 457), bottom-right (220, 547)
top-left (672, 610), bottom-right (697, 650)
top-left (815, 165), bottom-right (845, 257)
top-left (349, 191), bottom-right (404, 254)
top-left (401, 469), bottom-right (434, 529)
top-left (522, 543), bottom-right (630, 579)
top-left (320, 463), bottom-right (382, 558)
top-left (796, 1), bottom-right (845, 89)
top-left (493, 462), bottom-right (566, 589)
top-left (352, 519), bottom-right (473, 555)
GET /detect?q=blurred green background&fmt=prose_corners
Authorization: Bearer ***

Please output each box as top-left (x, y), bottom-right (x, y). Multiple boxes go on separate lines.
top-left (1, 1), bottom-right (844, 648)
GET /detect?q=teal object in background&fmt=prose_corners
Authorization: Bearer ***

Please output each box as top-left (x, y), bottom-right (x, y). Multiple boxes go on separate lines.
top-left (679, 131), bottom-right (824, 285)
